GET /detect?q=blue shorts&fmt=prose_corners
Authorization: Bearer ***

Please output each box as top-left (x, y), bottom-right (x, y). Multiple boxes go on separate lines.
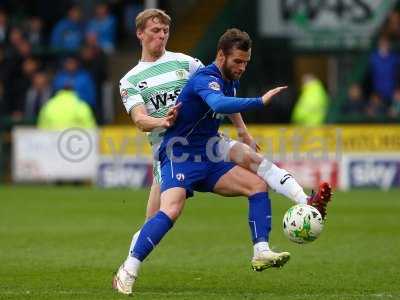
top-left (160, 154), bottom-right (236, 198)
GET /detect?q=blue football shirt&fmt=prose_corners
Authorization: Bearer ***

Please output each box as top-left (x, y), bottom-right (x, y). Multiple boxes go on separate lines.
top-left (159, 63), bottom-right (263, 157)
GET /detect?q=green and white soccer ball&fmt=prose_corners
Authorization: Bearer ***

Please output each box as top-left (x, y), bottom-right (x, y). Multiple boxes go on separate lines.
top-left (283, 204), bottom-right (324, 244)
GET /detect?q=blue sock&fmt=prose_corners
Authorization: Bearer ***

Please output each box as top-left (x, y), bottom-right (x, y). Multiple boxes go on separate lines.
top-left (132, 211), bottom-right (173, 261)
top-left (248, 192), bottom-right (271, 244)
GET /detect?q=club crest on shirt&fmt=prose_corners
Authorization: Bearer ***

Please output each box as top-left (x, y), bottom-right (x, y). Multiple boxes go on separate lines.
top-left (176, 173), bottom-right (185, 181)
top-left (120, 89), bottom-right (129, 103)
top-left (208, 81), bottom-right (221, 91)
top-left (175, 69), bottom-right (186, 79)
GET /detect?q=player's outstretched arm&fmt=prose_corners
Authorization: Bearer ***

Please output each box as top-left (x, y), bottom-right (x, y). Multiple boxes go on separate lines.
top-left (261, 86), bottom-right (287, 105)
top-left (204, 93), bottom-right (263, 114)
top-left (200, 86), bottom-right (287, 114)
top-left (194, 72), bottom-right (287, 114)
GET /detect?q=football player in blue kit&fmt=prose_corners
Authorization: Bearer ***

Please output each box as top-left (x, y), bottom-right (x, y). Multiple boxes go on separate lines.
top-left (116, 28), bottom-right (331, 293)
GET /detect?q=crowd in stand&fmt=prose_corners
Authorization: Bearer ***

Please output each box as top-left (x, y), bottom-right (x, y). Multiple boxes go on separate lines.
top-left (2, 2), bottom-right (399, 126)
top-left (0, 2), bottom-right (117, 126)
top-left (341, 10), bottom-right (400, 122)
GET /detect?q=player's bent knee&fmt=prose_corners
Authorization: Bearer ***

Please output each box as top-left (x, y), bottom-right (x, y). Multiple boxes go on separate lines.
top-left (160, 199), bottom-right (184, 221)
top-left (232, 148), bottom-right (252, 168)
top-left (160, 187), bottom-right (186, 220)
top-left (248, 178), bottom-right (267, 196)
top-left (162, 205), bottom-right (182, 221)
top-left (241, 150), bottom-right (253, 167)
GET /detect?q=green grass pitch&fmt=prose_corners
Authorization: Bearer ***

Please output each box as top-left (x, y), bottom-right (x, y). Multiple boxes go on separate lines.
top-left (0, 186), bottom-right (399, 300)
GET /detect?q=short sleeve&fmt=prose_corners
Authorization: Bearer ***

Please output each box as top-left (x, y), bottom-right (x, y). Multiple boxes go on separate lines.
top-left (119, 77), bottom-right (145, 114)
top-left (175, 52), bottom-right (204, 78)
top-left (193, 74), bottom-right (224, 102)
top-left (188, 57), bottom-right (204, 77)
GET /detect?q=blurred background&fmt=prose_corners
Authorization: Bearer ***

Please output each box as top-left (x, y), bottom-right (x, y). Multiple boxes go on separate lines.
top-left (1, 0), bottom-right (400, 190)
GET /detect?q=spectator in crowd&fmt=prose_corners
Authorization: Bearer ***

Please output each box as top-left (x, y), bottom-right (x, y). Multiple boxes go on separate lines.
top-left (24, 71), bottom-right (52, 120)
top-left (367, 36), bottom-right (400, 105)
top-left (366, 93), bottom-right (386, 119)
top-left (121, 1), bottom-right (143, 49)
top-left (11, 56), bottom-right (41, 119)
top-left (382, 11), bottom-right (400, 42)
top-left (0, 9), bottom-right (8, 44)
top-left (0, 52), bottom-right (6, 119)
top-left (38, 85), bottom-right (96, 130)
top-left (50, 5), bottom-right (84, 51)
top-left (3, 33), bottom-right (36, 121)
top-left (291, 73), bottom-right (329, 126)
top-left (80, 37), bottom-right (108, 122)
top-left (15, 39), bottom-right (33, 60)
top-left (2, 23), bottom-right (36, 121)
top-left (25, 16), bottom-right (45, 49)
top-left (0, 81), bottom-right (3, 119)
top-left (5, 26), bottom-right (25, 57)
top-left (0, 45), bottom-right (7, 88)
top-left (0, 45), bottom-right (5, 118)
top-left (86, 3), bottom-right (116, 54)
top-left (1, 38), bottom-right (14, 118)
top-left (388, 88), bottom-right (400, 119)
top-left (341, 83), bottom-right (365, 116)
top-left (53, 55), bottom-right (96, 109)
top-left (81, 33), bottom-right (108, 87)
top-left (5, 28), bottom-right (32, 70)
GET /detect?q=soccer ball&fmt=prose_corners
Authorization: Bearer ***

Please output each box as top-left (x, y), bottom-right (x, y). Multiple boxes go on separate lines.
top-left (283, 204), bottom-right (324, 244)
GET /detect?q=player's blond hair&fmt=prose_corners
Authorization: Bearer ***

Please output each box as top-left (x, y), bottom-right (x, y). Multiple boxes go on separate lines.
top-left (135, 9), bottom-right (171, 31)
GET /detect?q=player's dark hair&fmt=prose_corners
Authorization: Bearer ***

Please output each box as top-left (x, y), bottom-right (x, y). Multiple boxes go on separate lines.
top-left (217, 28), bottom-right (252, 55)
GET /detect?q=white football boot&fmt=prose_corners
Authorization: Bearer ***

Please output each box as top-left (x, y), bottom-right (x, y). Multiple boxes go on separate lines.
top-left (112, 263), bottom-right (137, 295)
top-left (251, 250), bottom-right (291, 271)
